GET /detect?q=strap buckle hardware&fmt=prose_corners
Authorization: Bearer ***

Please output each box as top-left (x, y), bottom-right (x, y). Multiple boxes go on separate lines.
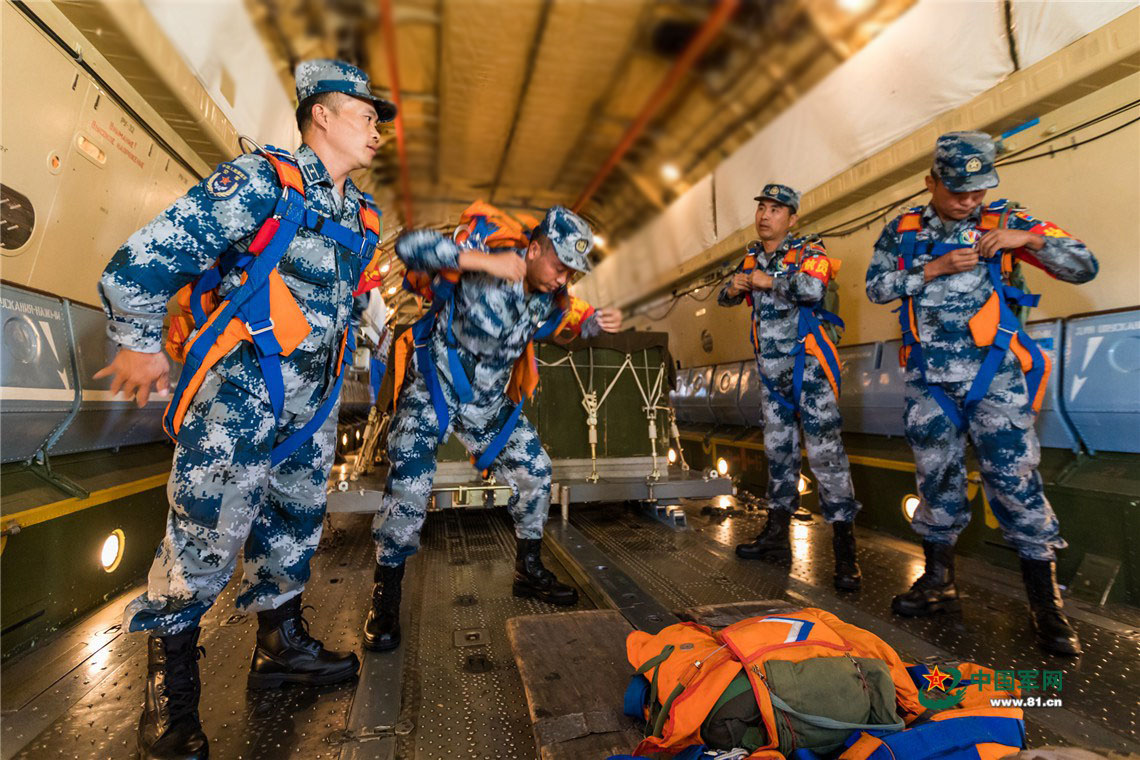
top-left (248, 319), bottom-right (276, 336)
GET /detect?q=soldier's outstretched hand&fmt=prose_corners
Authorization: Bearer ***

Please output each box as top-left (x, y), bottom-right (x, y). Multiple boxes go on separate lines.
top-left (594, 308), bottom-right (622, 333)
top-left (94, 349), bottom-right (171, 408)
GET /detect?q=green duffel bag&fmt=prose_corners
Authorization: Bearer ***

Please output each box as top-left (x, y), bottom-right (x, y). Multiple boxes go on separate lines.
top-left (702, 656), bottom-right (905, 755)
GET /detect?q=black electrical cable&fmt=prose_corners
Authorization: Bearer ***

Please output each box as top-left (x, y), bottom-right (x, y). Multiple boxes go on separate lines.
top-left (642, 294), bottom-right (684, 321)
top-left (994, 100), bottom-right (1139, 163)
top-left (817, 100), bottom-right (1140, 239)
top-left (995, 115), bottom-right (1140, 167)
top-left (815, 189), bottom-right (926, 238)
top-left (635, 101), bottom-right (1139, 317)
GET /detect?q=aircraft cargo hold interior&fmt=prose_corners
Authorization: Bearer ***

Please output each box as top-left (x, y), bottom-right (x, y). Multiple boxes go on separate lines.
top-left (1, 1), bottom-right (1138, 758)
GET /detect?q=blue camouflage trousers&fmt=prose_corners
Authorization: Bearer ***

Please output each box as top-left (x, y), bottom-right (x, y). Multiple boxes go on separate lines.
top-left (760, 356), bottom-right (861, 522)
top-left (124, 346), bottom-right (340, 637)
top-left (372, 361), bottom-right (553, 567)
top-left (904, 355), bottom-right (1065, 561)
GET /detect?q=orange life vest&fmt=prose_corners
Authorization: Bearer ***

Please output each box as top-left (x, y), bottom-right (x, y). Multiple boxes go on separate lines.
top-left (163, 146), bottom-right (382, 467)
top-left (741, 239), bottom-right (845, 406)
top-left (391, 200), bottom-right (593, 476)
top-left (895, 200), bottom-right (1051, 431)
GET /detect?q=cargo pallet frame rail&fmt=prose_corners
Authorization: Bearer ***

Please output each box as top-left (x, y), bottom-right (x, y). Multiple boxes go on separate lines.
top-left (327, 334), bottom-right (734, 520)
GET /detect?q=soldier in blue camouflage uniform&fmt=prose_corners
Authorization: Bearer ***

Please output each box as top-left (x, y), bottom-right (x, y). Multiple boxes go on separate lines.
top-left (866, 131), bottom-right (1097, 656)
top-left (363, 207), bottom-right (622, 652)
top-left (719, 183), bottom-right (863, 591)
top-left (97, 60), bottom-right (396, 759)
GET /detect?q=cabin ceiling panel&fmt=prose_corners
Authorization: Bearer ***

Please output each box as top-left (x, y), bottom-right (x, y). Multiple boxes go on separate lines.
top-left (437, 0), bottom-right (545, 188)
top-left (494, 0), bottom-right (648, 196)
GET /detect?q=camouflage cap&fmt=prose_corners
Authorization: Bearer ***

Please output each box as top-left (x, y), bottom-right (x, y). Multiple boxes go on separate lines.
top-left (753, 183), bottom-right (801, 213)
top-left (536, 206), bottom-right (593, 273)
top-left (295, 59), bottom-right (397, 123)
top-left (933, 131), bottom-right (999, 192)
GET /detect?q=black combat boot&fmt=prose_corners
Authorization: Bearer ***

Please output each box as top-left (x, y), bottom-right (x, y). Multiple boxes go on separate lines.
top-left (363, 562), bottom-right (405, 652)
top-left (513, 538), bottom-right (579, 606)
top-left (138, 628), bottom-right (209, 760)
top-left (1021, 558), bottom-right (1082, 657)
top-left (248, 595), bottom-right (360, 688)
top-left (832, 521), bottom-right (862, 591)
top-left (735, 508), bottom-right (792, 563)
top-left (891, 540), bottom-right (960, 616)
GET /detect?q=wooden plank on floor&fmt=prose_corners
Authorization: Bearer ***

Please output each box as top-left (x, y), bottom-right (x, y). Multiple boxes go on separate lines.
top-left (507, 610), bottom-right (645, 760)
top-left (677, 599), bottom-right (797, 627)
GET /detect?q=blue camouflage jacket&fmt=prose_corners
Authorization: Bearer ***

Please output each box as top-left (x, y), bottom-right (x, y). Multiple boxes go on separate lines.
top-left (99, 144), bottom-right (369, 364)
top-left (395, 229), bottom-right (601, 407)
top-left (718, 234), bottom-right (831, 368)
top-left (865, 201), bottom-right (1097, 383)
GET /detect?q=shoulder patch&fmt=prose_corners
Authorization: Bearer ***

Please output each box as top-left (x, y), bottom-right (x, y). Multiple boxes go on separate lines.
top-left (204, 163), bottom-right (250, 200)
top-left (897, 211), bottom-right (923, 233)
top-left (800, 254), bottom-right (832, 283)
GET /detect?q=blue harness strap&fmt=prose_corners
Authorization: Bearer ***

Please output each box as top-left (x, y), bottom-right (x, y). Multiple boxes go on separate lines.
top-left (302, 208), bottom-right (380, 260)
top-left (897, 204), bottom-right (1046, 433)
top-left (847, 715), bottom-right (1025, 759)
top-left (752, 242), bottom-right (844, 415)
top-left (896, 229), bottom-right (968, 431)
top-left (270, 328), bottom-right (355, 467)
top-left (471, 305), bottom-right (565, 474)
top-left (444, 299), bottom-right (475, 404)
top-left (410, 275), bottom-right (460, 444)
top-left (166, 145), bottom-right (380, 466)
top-left (370, 356), bottom-right (386, 402)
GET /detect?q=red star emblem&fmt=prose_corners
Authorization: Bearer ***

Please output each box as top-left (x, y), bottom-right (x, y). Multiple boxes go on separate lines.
top-left (923, 665), bottom-right (952, 691)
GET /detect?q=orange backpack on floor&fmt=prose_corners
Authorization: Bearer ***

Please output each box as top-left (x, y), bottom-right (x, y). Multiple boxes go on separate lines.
top-left (622, 609), bottom-right (1024, 759)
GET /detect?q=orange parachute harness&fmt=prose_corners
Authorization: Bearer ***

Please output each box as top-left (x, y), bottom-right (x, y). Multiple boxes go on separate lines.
top-left (895, 200), bottom-right (1051, 432)
top-left (163, 146), bottom-right (384, 467)
top-left (740, 238), bottom-right (844, 410)
top-left (390, 201), bottom-right (593, 477)
top-left (617, 609), bottom-right (1024, 759)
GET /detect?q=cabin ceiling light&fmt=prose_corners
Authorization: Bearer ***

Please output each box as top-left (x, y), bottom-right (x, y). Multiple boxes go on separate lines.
top-left (660, 163), bottom-right (681, 183)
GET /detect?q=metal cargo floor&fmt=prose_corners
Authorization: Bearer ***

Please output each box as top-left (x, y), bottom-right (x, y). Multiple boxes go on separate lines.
top-left (1, 510), bottom-right (590, 760)
top-left (564, 500), bottom-right (1140, 754)
top-left (3, 500), bottom-right (1138, 758)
